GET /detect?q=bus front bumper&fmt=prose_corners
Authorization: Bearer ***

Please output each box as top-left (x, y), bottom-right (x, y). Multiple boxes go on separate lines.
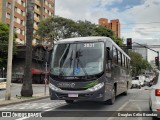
top-left (49, 82), bottom-right (105, 101)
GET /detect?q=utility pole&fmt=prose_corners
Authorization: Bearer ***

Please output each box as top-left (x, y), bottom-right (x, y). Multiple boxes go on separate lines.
top-left (157, 51), bottom-right (160, 70)
top-left (5, 0), bottom-right (15, 100)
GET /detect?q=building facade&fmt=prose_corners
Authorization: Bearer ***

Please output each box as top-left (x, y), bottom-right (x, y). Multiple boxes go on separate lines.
top-left (0, 0), bottom-right (55, 45)
top-left (98, 18), bottom-right (120, 38)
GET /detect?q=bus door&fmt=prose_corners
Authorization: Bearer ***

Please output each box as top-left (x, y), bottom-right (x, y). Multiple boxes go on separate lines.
top-left (105, 47), bottom-right (113, 97)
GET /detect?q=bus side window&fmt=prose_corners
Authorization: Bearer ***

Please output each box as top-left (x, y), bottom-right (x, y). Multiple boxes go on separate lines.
top-left (106, 47), bottom-right (111, 60)
top-left (106, 47), bottom-right (111, 72)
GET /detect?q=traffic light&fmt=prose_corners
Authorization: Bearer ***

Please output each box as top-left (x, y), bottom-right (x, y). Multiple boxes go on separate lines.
top-left (127, 38), bottom-right (132, 49)
top-left (155, 56), bottom-right (159, 67)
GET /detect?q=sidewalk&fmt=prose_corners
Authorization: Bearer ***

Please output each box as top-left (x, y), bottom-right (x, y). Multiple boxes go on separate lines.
top-left (0, 83), bottom-right (49, 107)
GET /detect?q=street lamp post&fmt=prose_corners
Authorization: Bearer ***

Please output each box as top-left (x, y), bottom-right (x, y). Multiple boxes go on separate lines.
top-left (5, 0), bottom-right (15, 100)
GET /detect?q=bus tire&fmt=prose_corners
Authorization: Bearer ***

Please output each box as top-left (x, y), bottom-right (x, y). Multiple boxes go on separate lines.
top-left (65, 100), bottom-right (74, 104)
top-left (123, 84), bottom-right (128, 96)
top-left (123, 90), bottom-right (128, 96)
top-left (107, 87), bottom-right (116, 105)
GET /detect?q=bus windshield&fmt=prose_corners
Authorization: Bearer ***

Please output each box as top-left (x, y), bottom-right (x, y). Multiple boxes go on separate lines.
top-left (50, 42), bottom-right (104, 77)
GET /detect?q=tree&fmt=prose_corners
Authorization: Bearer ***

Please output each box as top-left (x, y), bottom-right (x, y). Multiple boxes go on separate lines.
top-left (0, 22), bottom-right (16, 68)
top-left (36, 16), bottom-right (77, 44)
top-left (112, 36), bottom-right (124, 46)
top-left (21, 0), bottom-right (34, 97)
top-left (93, 26), bottom-right (114, 37)
top-left (75, 20), bottom-right (96, 36)
top-left (36, 16), bottom-right (124, 46)
top-left (128, 51), bottom-right (150, 76)
top-left (93, 26), bottom-right (123, 46)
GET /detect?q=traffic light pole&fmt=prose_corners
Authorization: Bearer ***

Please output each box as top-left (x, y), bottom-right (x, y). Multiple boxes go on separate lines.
top-left (133, 42), bottom-right (159, 70)
top-left (158, 51), bottom-right (160, 70)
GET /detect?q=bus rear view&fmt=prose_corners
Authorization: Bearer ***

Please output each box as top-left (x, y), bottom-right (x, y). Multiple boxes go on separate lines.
top-left (49, 37), bottom-right (105, 103)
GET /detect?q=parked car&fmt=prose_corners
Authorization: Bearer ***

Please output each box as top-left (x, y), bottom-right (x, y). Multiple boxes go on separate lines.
top-left (149, 71), bottom-right (160, 119)
top-left (131, 77), bottom-right (141, 89)
top-left (0, 78), bottom-right (6, 89)
top-left (145, 75), bottom-right (153, 87)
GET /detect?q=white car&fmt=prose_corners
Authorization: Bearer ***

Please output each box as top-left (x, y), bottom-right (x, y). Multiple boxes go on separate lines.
top-left (149, 72), bottom-right (160, 119)
top-left (131, 77), bottom-right (141, 89)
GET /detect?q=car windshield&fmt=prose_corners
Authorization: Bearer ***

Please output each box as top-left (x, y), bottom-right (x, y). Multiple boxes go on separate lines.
top-left (50, 42), bottom-right (104, 77)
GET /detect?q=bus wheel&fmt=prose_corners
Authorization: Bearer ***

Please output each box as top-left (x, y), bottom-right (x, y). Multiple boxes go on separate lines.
top-left (123, 84), bottom-right (128, 96)
top-left (107, 87), bottom-right (115, 105)
top-left (65, 100), bottom-right (74, 104)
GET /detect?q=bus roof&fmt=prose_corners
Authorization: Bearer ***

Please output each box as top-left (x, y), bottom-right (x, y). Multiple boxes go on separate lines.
top-left (56, 36), bottom-right (131, 60)
top-left (57, 36), bottom-right (107, 43)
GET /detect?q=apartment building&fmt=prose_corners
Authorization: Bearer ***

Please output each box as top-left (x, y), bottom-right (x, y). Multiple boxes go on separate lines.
top-left (0, 0), bottom-right (55, 45)
top-left (98, 18), bottom-right (120, 38)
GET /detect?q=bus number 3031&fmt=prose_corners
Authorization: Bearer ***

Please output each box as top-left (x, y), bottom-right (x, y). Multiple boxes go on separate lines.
top-left (84, 43), bottom-right (94, 48)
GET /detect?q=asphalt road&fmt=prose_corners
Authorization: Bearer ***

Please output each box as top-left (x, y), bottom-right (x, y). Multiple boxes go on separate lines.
top-left (0, 86), bottom-right (154, 120)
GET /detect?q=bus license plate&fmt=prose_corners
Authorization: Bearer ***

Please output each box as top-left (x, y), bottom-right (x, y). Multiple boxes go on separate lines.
top-left (68, 93), bottom-right (78, 97)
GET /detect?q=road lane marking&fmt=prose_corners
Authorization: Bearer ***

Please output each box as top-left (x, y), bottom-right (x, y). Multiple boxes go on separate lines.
top-left (15, 102), bottom-right (67, 120)
top-left (0, 102), bottom-right (66, 110)
top-left (106, 101), bottom-right (129, 120)
top-left (129, 100), bottom-right (148, 102)
top-left (106, 99), bottom-right (142, 120)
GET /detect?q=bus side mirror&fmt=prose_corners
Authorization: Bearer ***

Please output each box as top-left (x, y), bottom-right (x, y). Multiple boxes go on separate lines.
top-left (43, 47), bottom-right (52, 66)
top-left (44, 51), bottom-right (49, 65)
top-left (106, 47), bottom-right (111, 60)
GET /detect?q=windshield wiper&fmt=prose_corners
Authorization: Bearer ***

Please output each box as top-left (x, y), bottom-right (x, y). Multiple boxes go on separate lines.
top-left (75, 50), bottom-right (89, 78)
top-left (69, 50), bottom-right (73, 68)
top-left (58, 50), bottom-right (74, 78)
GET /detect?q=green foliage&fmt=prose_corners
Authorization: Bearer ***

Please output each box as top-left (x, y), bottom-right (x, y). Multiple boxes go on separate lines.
top-left (36, 16), bottom-right (124, 46)
top-left (36, 16), bottom-right (77, 44)
top-left (93, 26), bottom-right (123, 46)
top-left (0, 22), bottom-right (16, 68)
top-left (75, 20), bottom-right (96, 36)
top-left (93, 26), bottom-right (114, 37)
top-left (112, 36), bottom-right (124, 46)
top-left (128, 51), bottom-right (150, 76)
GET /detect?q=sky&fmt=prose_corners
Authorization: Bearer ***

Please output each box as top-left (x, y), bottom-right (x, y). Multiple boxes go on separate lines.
top-left (55, 0), bottom-right (160, 62)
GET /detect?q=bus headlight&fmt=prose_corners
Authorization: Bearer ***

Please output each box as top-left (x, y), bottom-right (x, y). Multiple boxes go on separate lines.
top-left (49, 83), bottom-right (61, 92)
top-left (87, 82), bottom-right (104, 92)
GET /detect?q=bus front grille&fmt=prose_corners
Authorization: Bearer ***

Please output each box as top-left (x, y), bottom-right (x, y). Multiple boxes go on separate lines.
top-left (56, 93), bottom-right (93, 99)
top-left (60, 88), bottom-right (87, 91)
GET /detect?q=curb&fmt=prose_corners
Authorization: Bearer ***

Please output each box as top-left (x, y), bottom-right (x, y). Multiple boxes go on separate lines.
top-left (11, 83), bottom-right (49, 87)
top-left (0, 95), bottom-right (49, 107)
